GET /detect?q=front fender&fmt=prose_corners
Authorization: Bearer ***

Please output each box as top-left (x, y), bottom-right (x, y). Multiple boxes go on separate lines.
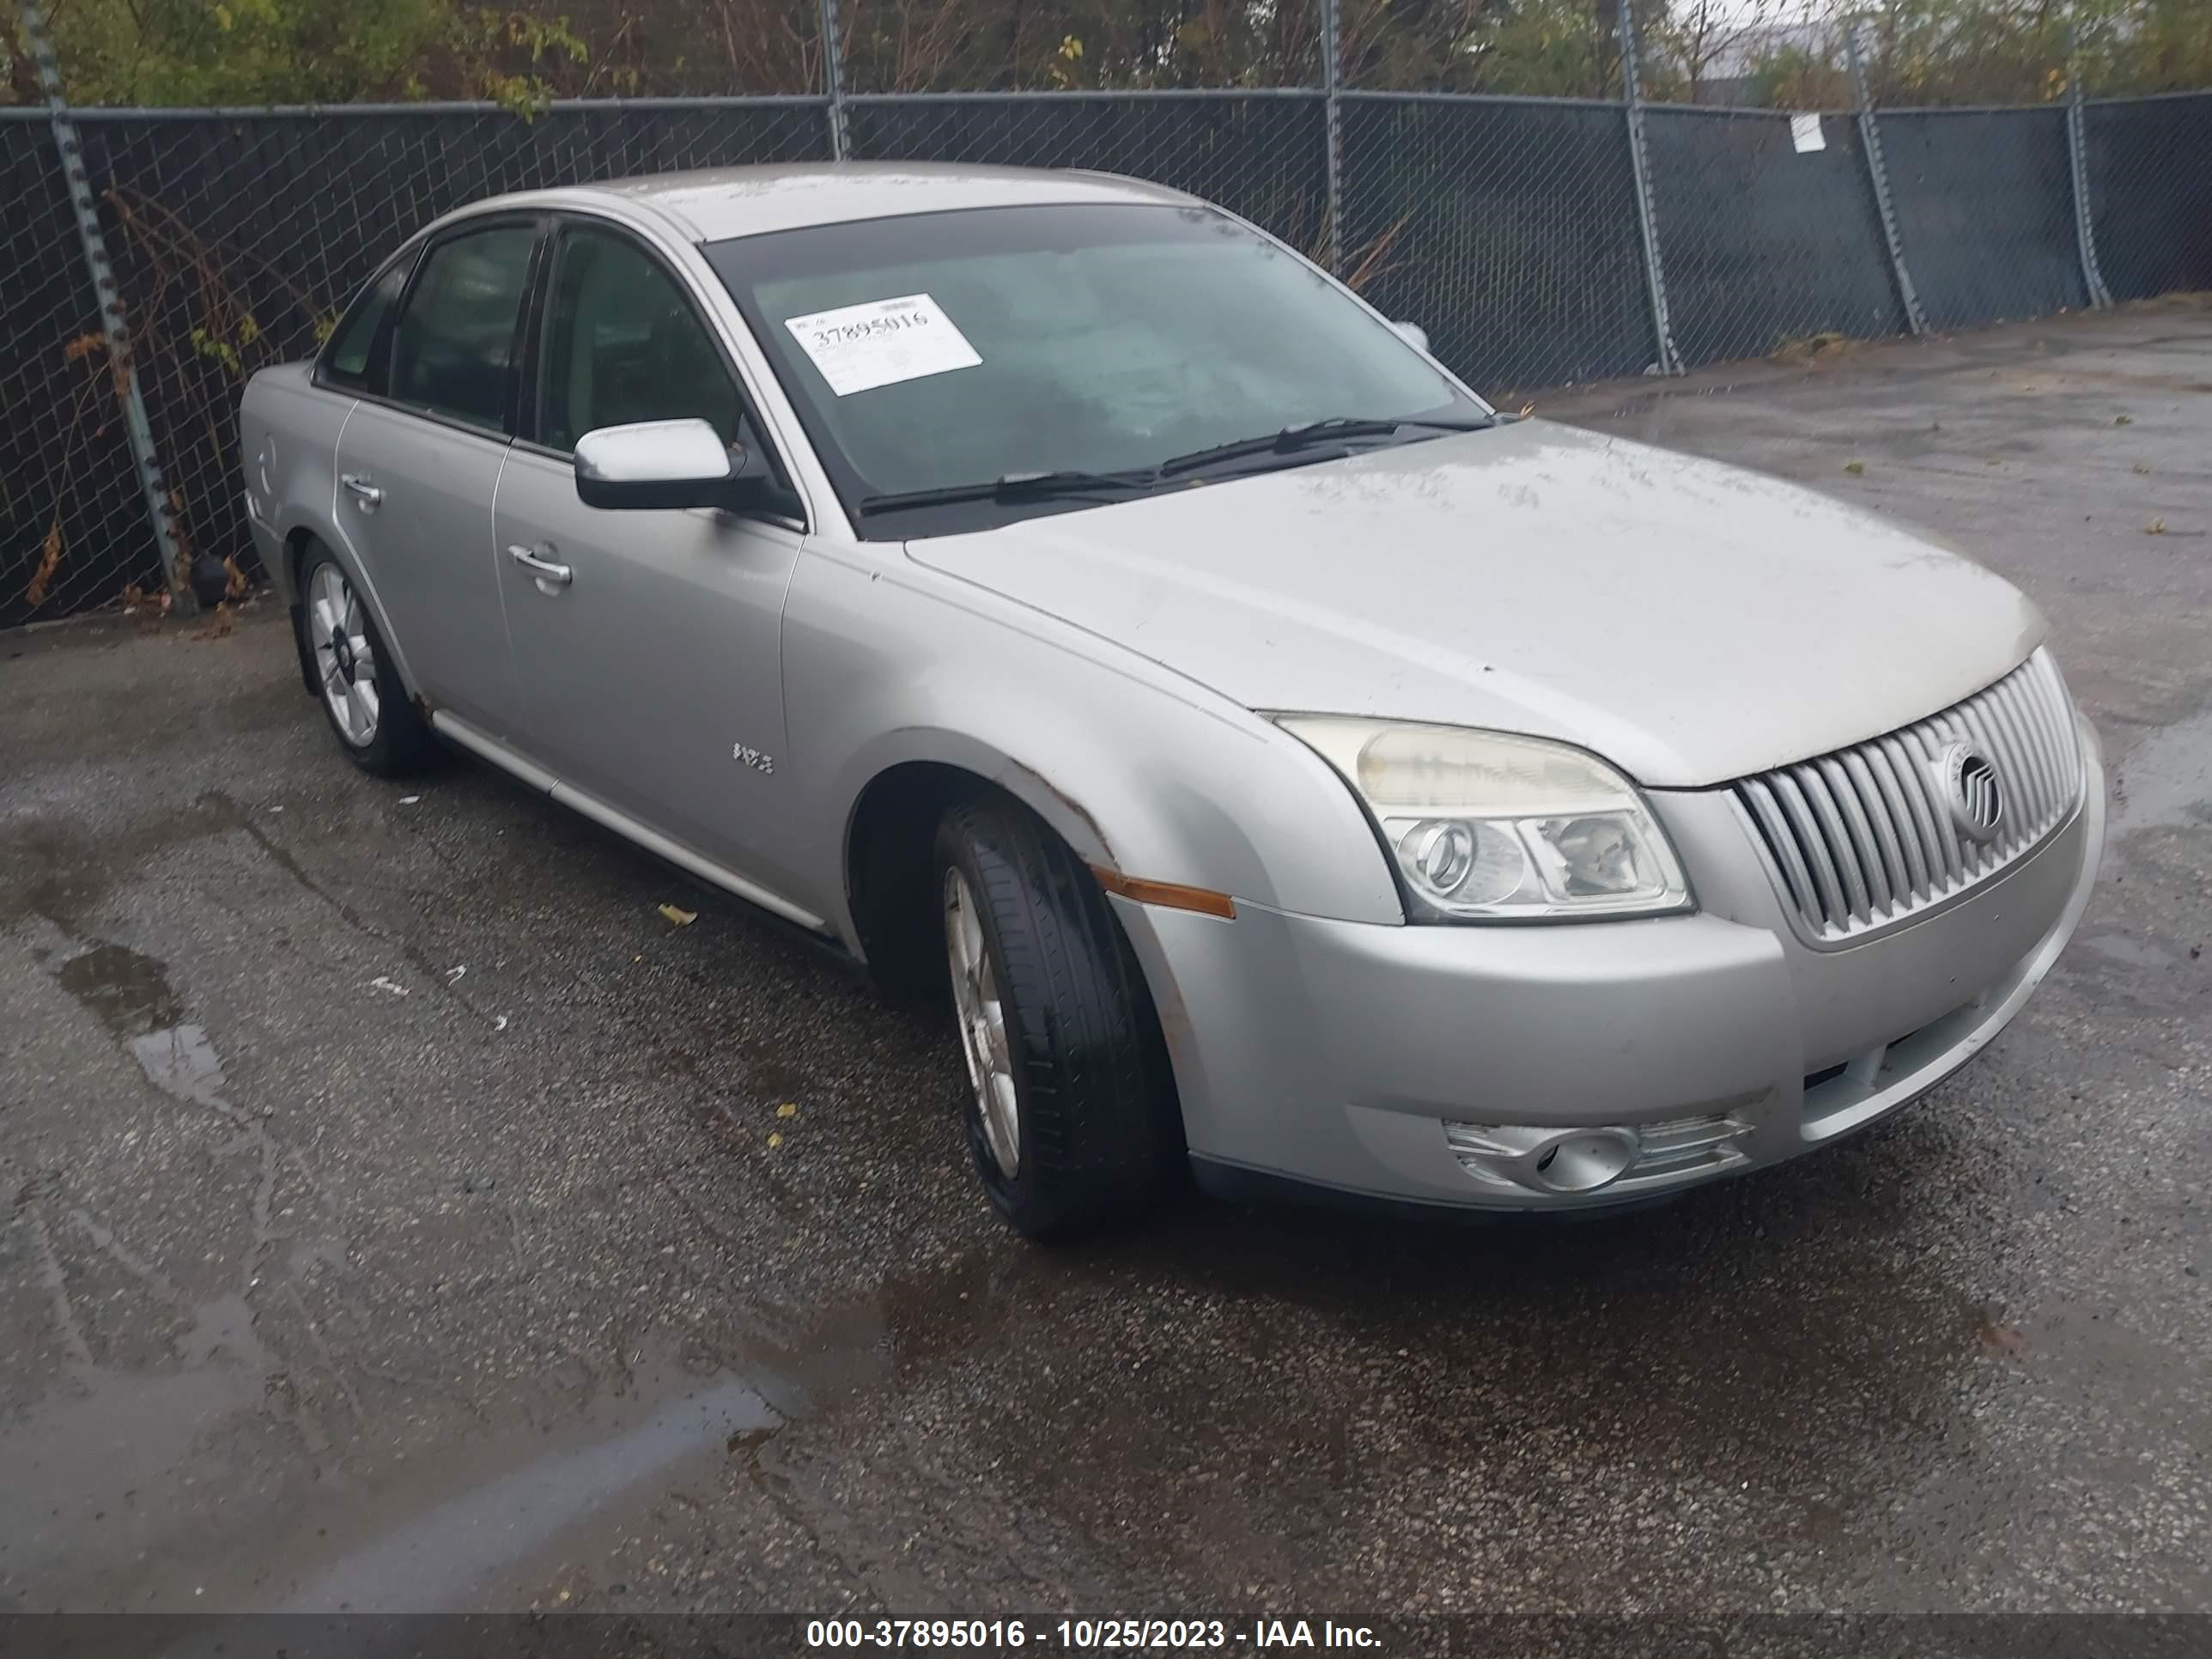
top-left (783, 544), bottom-right (1406, 946)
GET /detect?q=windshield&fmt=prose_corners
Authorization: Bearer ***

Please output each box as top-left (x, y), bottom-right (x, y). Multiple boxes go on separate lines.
top-left (704, 203), bottom-right (1486, 536)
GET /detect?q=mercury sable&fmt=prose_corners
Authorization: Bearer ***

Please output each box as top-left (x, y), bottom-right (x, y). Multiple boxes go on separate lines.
top-left (241, 165), bottom-right (2105, 1237)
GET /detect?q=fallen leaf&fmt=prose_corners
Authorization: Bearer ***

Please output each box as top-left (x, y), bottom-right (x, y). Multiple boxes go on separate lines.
top-left (2145, 518), bottom-right (2166, 535)
top-left (766, 1132), bottom-right (784, 1150)
top-left (1979, 1319), bottom-right (2027, 1355)
top-left (776, 1103), bottom-right (798, 1118)
top-left (2132, 463), bottom-right (2151, 475)
top-left (1843, 461), bottom-right (1866, 476)
top-left (659, 903), bottom-right (697, 926)
top-left (2114, 414), bottom-right (2133, 425)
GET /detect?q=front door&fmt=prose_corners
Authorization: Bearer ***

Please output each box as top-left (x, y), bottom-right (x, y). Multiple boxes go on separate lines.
top-left (331, 217), bottom-right (540, 736)
top-left (493, 220), bottom-right (807, 896)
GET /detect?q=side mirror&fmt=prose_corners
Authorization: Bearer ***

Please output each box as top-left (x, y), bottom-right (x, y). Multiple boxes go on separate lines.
top-left (574, 417), bottom-right (773, 513)
top-left (1389, 320), bottom-right (1431, 355)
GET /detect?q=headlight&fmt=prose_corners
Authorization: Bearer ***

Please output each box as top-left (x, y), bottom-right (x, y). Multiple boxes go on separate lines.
top-left (1273, 717), bottom-right (1693, 922)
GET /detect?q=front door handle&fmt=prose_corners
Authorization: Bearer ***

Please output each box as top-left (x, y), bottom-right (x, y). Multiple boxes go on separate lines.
top-left (341, 473), bottom-right (383, 508)
top-left (507, 543), bottom-right (573, 589)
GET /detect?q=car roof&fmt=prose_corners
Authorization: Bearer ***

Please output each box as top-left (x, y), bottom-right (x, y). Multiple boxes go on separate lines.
top-left (465, 162), bottom-right (1197, 244)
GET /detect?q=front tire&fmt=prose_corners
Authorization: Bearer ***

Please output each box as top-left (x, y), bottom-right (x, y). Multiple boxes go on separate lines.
top-left (298, 544), bottom-right (431, 776)
top-left (936, 799), bottom-right (1183, 1240)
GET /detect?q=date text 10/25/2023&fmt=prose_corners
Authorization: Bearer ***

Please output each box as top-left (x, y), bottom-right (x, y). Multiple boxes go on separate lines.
top-left (803, 1619), bottom-right (1384, 1650)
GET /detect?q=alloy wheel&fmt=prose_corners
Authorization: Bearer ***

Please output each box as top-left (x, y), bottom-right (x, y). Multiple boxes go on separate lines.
top-left (307, 562), bottom-right (379, 747)
top-left (944, 866), bottom-right (1020, 1179)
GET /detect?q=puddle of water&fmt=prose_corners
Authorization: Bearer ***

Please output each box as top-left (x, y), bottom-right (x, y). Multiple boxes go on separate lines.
top-left (27, 934), bottom-right (907, 1615)
top-left (0, 1296), bottom-right (277, 1596)
top-left (57, 941), bottom-right (185, 1037)
top-left (129, 1024), bottom-right (228, 1105)
top-left (2112, 707), bottom-right (2212, 836)
top-left (52, 938), bottom-right (240, 1116)
top-left (278, 1377), bottom-right (781, 1613)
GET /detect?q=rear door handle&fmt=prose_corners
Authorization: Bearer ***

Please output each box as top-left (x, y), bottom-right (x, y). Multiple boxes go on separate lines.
top-left (507, 543), bottom-right (573, 589)
top-left (341, 473), bottom-right (383, 508)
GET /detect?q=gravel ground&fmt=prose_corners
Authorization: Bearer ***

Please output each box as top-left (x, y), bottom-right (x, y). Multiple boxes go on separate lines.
top-left (2, 303), bottom-right (2208, 1621)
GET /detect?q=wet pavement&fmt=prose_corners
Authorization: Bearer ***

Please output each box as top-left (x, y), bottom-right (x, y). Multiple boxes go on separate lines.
top-left (3, 304), bottom-right (2209, 1617)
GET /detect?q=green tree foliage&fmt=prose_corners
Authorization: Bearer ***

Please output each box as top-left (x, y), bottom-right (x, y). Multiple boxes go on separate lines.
top-left (20, 0), bottom-right (449, 103)
top-left (6, 0), bottom-right (2210, 106)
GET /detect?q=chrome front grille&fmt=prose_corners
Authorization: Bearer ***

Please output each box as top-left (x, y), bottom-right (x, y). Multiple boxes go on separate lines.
top-left (1733, 650), bottom-right (2082, 945)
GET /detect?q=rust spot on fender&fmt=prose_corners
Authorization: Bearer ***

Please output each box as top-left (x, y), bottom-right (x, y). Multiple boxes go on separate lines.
top-left (994, 757), bottom-right (1114, 864)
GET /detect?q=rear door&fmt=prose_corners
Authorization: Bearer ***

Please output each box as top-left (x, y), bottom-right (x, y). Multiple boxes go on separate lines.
top-left (330, 215), bottom-right (543, 736)
top-left (491, 217), bottom-right (810, 896)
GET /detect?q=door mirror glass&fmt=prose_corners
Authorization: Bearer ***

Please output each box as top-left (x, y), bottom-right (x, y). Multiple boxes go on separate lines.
top-left (1389, 320), bottom-right (1431, 355)
top-left (574, 417), bottom-right (767, 511)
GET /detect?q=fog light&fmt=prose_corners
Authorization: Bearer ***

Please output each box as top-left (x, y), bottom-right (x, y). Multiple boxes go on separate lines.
top-left (1528, 1130), bottom-right (1636, 1192)
top-left (1442, 1121), bottom-right (1639, 1194)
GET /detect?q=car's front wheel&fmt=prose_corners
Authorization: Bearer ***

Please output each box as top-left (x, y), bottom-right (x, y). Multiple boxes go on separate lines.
top-left (297, 543), bottom-right (430, 776)
top-left (934, 798), bottom-right (1183, 1239)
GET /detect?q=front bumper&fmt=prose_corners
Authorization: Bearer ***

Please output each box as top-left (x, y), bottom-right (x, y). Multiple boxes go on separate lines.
top-left (1115, 718), bottom-right (2105, 1212)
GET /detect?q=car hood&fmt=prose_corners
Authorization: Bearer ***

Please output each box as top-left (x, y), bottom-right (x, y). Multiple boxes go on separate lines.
top-left (901, 419), bottom-right (2045, 787)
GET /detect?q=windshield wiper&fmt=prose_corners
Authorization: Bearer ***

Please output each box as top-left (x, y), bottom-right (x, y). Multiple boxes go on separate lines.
top-left (854, 416), bottom-right (1496, 517)
top-left (1155, 414), bottom-right (1495, 479)
top-left (856, 469), bottom-right (1155, 516)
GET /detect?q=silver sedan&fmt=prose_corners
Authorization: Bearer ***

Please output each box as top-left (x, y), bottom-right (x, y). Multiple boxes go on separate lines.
top-left (242, 164), bottom-right (2104, 1237)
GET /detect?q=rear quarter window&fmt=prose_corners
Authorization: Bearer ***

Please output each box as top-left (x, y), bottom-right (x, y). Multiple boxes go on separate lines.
top-left (319, 258), bottom-right (411, 393)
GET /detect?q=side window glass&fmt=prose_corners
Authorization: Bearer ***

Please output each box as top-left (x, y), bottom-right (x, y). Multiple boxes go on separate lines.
top-left (321, 258), bottom-right (409, 392)
top-left (538, 227), bottom-right (745, 453)
top-left (389, 224), bottom-right (538, 433)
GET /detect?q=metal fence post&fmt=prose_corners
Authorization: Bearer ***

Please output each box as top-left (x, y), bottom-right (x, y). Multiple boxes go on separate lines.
top-left (1617, 3), bottom-right (1681, 374)
top-left (1317, 0), bottom-right (1345, 276)
top-left (1846, 21), bottom-right (1929, 336)
top-left (20, 0), bottom-right (192, 610)
top-left (817, 0), bottom-right (850, 160)
top-left (2066, 30), bottom-right (2114, 309)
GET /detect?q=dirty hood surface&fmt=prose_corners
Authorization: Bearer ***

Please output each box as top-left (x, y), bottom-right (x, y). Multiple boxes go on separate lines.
top-left (902, 419), bottom-right (2046, 787)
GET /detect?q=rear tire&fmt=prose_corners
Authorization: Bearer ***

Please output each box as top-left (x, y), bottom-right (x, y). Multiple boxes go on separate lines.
top-left (297, 543), bottom-right (432, 777)
top-left (935, 797), bottom-right (1183, 1239)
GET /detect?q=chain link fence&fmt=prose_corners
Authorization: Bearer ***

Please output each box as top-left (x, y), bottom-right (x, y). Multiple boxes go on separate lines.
top-left (0, 117), bottom-right (163, 620)
top-left (2084, 92), bottom-right (2212, 304)
top-left (1642, 106), bottom-right (1906, 368)
top-left (1879, 106), bottom-right (2089, 330)
top-left (4, 28), bottom-right (2210, 629)
top-left (1338, 94), bottom-right (1656, 396)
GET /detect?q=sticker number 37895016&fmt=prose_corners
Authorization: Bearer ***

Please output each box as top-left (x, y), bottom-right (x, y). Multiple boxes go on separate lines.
top-left (781, 293), bottom-right (983, 397)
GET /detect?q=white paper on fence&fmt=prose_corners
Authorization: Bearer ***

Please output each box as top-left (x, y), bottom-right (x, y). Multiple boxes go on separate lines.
top-left (1790, 113), bottom-right (1826, 154)
top-left (781, 293), bottom-right (982, 396)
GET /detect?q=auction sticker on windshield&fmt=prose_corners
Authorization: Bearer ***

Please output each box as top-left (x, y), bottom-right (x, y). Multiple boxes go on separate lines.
top-left (783, 293), bottom-right (982, 396)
